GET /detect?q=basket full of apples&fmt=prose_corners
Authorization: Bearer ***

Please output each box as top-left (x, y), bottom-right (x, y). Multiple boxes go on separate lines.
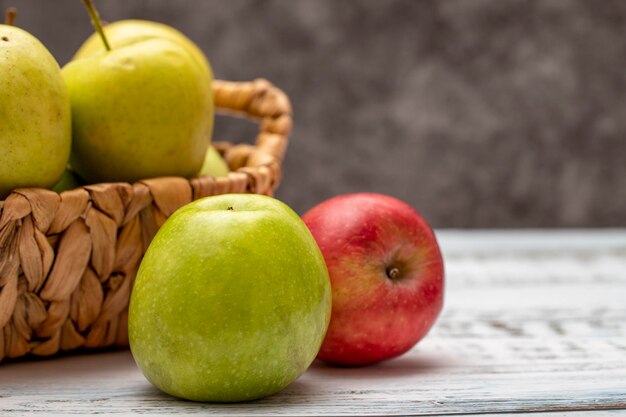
top-left (0, 3), bottom-right (291, 361)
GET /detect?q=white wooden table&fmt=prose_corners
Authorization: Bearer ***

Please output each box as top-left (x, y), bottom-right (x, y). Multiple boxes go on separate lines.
top-left (1, 230), bottom-right (625, 416)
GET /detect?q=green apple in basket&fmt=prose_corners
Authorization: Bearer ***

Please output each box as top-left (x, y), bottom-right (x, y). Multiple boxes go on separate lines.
top-left (72, 18), bottom-right (211, 76)
top-left (52, 168), bottom-right (83, 192)
top-left (62, 0), bottom-right (213, 184)
top-left (199, 145), bottom-right (230, 177)
top-left (129, 194), bottom-right (332, 402)
top-left (0, 10), bottom-right (71, 199)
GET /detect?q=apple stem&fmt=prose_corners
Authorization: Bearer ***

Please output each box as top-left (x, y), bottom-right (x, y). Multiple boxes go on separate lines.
top-left (5, 7), bottom-right (16, 26)
top-left (80, 0), bottom-right (111, 51)
top-left (387, 267), bottom-right (400, 280)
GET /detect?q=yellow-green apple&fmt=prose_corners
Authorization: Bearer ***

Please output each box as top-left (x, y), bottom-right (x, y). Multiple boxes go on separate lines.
top-left (62, 1), bottom-right (213, 183)
top-left (0, 24), bottom-right (71, 199)
top-left (129, 194), bottom-right (332, 402)
top-left (199, 145), bottom-right (230, 177)
top-left (302, 193), bottom-right (444, 366)
top-left (72, 19), bottom-right (212, 79)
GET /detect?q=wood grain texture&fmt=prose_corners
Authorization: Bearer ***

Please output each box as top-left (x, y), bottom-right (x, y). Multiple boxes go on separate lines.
top-left (0, 230), bottom-right (625, 416)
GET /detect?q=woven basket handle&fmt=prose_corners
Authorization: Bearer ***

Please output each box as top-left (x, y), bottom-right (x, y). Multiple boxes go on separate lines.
top-left (213, 79), bottom-right (292, 171)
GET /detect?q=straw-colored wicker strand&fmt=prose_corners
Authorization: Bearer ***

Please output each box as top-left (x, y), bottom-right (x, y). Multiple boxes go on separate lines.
top-left (0, 79), bottom-right (291, 361)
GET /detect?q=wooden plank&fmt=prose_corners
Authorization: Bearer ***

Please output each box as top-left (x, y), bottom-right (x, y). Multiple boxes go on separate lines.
top-left (0, 230), bottom-right (625, 416)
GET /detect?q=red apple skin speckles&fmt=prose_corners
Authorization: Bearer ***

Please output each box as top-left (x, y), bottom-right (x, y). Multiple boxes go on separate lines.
top-left (302, 193), bottom-right (444, 366)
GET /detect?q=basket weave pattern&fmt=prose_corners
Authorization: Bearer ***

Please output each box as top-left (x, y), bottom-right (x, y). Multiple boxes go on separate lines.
top-left (0, 79), bottom-right (292, 361)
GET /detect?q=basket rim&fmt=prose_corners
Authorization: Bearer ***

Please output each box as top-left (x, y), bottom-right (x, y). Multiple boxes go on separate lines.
top-left (0, 78), bottom-right (292, 206)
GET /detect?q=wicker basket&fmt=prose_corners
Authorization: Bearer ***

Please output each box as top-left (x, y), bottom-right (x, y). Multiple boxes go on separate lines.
top-left (0, 79), bottom-right (292, 362)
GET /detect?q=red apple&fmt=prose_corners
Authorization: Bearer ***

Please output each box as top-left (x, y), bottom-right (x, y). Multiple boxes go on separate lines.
top-left (302, 193), bottom-right (444, 366)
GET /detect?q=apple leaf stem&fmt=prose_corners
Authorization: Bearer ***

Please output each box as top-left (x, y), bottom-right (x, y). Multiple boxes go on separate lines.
top-left (80, 0), bottom-right (111, 51)
top-left (5, 7), bottom-right (16, 26)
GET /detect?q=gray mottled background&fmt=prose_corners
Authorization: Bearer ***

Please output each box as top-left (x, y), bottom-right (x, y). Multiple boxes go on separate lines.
top-left (4, 0), bottom-right (625, 227)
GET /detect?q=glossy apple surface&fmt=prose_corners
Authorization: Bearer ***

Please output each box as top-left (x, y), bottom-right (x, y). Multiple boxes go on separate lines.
top-left (302, 193), bottom-right (444, 366)
top-left (129, 194), bottom-right (331, 402)
top-left (0, 25), bottom-right (71, 199)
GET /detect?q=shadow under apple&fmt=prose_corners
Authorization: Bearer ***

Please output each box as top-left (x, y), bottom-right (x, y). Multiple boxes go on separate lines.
top-left (134, 377), bottom-right (322, 411)
top-left (127, 349), bottom-right (453, 411)
top-left (307, 350), bottom-right (450, 379)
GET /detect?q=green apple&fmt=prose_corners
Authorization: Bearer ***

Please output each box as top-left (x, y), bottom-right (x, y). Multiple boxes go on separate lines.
top-left (52, 168), bottom-right (82, 193)
top-left (62, 3), bottom-right (213, 183)
top-left (199, 145), bottom-right (230, 177)
top-left (0, 24), bottom-right (71, 199)
top-left (72, 19), bottom-right (212, 79)
top-left (129, 194), bottom-right (331, 402)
